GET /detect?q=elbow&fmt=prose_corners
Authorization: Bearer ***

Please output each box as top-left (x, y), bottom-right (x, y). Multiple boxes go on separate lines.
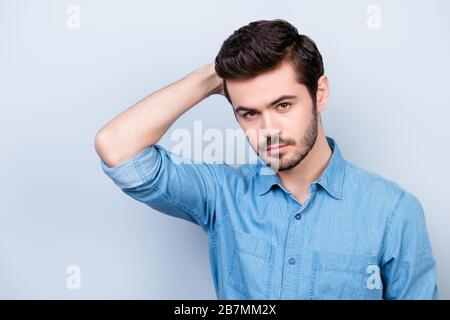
top-left (94, 128), bottom-right (117, 167)
top-left (94, 127), bottom-right (136, 168)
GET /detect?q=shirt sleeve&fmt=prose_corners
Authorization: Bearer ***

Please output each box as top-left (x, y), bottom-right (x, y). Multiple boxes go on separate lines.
top-left (99, 144), bottom-right (223, 233)
top-left (380, 190), bottom-right (439, 299)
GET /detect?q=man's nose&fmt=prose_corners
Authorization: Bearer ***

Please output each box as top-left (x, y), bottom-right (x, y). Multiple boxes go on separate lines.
top-left (259, 126), bottom-right (282, 146)
top-left (261, 113), bottom-right (282, 132)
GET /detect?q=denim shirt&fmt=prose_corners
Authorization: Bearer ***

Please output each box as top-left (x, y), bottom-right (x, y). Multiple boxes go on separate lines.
top-left (99, 136), bottom-right (439, 300)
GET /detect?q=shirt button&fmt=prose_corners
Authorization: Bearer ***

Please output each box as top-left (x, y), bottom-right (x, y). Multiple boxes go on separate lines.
top-left (288, 258), bottom-right (296, 265)
top-left (295, 213), bottom-right (302, 220)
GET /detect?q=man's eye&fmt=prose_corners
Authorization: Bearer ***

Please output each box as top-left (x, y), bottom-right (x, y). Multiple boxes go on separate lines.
top-left (244, 111), bottom-right (258, 118)
top-left (278, 103), bottom-right (290, 110)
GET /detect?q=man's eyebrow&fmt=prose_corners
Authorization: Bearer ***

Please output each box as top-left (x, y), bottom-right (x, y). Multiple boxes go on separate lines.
top-left (234, 95), bottom-right (297, 113)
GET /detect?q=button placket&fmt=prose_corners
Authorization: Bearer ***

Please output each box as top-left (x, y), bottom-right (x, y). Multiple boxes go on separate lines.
top-left (280, 188), bottom-right (318, 299)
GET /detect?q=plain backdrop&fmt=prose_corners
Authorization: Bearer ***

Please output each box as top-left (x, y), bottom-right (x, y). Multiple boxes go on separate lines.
top-left (0, 0), bottom-right (449, 299)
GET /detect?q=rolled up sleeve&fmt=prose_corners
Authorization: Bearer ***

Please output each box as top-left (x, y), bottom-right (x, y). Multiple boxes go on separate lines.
top-left (380, 191), bottom-right (439, 299)
top-left (100, 145), bottom-right (160, 189)
top-left (99, 144), bottom-right (223, 233)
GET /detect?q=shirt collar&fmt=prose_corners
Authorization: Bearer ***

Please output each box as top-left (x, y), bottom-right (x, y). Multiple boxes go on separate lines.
top-left (256, 136), bottom-right (346, 199)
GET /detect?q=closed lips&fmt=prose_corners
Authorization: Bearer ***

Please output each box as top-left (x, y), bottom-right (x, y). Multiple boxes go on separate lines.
top-left (267, 144), bottom-right (288, 151)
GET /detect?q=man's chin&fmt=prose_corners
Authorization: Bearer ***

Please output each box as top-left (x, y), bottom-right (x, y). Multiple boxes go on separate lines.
top-left (261, 155), bottom-right (298, 172)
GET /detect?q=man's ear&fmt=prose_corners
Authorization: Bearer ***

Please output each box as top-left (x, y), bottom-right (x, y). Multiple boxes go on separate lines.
top-left (316, 75), bottom-right (329, 112)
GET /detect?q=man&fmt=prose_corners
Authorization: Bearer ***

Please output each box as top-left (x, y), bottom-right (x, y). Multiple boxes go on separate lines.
top-left (95, 19), bottom-right (438, 299)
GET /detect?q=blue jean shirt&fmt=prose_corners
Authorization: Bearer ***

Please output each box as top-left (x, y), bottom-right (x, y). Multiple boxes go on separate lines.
top-left (99, 136), bottom-right (439, 299)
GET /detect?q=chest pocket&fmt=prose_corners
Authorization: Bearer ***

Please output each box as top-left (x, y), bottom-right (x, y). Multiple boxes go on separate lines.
top-left (312, 251), bottom-right (383, 300)
top-left (226, 228), bottom-right (275, 299)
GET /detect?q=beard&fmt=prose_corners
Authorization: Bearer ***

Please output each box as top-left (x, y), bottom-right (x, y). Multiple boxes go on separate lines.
top-left (260, 102), bottom-right (319, 172)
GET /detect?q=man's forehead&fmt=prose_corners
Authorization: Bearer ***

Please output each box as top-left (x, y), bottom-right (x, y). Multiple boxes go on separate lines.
top-left (229, 70), bottom-right (301, 107)
top-left (228, 65), bottom-right (296, 92)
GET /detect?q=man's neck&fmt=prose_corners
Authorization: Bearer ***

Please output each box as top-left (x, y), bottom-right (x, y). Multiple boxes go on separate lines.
top-left (276, 125), bottom-right (332, 203)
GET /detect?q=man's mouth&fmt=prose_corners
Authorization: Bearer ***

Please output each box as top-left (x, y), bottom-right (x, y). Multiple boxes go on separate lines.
top-left (266, 144), bottom-right (289, 154)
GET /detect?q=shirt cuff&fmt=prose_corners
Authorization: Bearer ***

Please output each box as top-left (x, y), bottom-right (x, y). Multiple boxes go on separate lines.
top-left (99, 145), bottom-right (159, 189)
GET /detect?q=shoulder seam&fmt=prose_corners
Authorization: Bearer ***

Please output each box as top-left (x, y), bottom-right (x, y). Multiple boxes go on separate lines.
top-left (344, 162), bottom-right (404, 191)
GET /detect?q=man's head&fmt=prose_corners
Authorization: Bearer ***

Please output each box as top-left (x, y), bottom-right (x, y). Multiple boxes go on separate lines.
top-left (214, 19), bottom-right (329, 171)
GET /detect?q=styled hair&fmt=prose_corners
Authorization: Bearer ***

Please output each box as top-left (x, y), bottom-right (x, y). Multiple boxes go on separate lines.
top-left (215, 19), bottom-right (324, 105)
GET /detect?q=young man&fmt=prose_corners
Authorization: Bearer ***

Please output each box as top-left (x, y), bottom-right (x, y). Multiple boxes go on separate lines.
top-left (95, 19), bottom-right (438, 299)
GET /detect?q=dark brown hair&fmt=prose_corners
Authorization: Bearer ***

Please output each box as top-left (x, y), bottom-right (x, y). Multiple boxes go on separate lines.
top-left (215, 19), bottom-right (324, 106)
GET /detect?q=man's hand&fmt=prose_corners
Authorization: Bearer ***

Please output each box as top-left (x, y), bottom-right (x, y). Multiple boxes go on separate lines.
top-left (203, 63), bottom-right (225, 96)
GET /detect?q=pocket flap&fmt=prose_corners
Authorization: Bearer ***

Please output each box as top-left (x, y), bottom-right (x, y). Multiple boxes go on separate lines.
top-left (317, 251), bottom-right (378, 274)
top-left (232, 228), bottom-right (273, 259)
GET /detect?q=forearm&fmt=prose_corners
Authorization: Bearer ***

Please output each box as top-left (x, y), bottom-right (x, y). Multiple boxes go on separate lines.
top-left (95, 63), bottom-right (222, 167)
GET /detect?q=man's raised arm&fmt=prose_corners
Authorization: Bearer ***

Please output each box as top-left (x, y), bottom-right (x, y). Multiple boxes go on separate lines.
top-left (94, 63), bottom-right (224, 167)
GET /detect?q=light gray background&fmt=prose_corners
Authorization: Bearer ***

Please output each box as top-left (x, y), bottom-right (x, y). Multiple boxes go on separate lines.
top-left (1, 0), bottom-right (449, 299)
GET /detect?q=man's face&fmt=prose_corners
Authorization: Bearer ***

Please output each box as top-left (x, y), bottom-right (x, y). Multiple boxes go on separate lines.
top-left (227, 59), bottom-right (319, 171)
